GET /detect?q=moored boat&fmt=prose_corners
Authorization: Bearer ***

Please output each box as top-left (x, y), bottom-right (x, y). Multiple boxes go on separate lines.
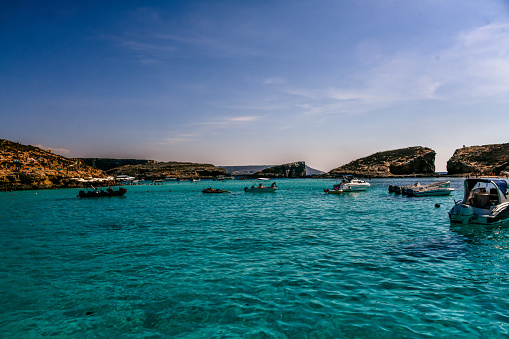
top-left (449, 178), bottom-right (509, 224)
top-left (338, 175), bottom-right (370, 192)
top-left (116, 175), bottom-right (135, 182)
top-left (244, 181), bottom-right (277, 193)
top-left (406, 181), bottom-right (454, 197)
top-left (78, 186), bottom-right (127, 198)
top-left (324, 184), bottom-right (343, 194)
top-left (202, 188), bottom-right (232, 193)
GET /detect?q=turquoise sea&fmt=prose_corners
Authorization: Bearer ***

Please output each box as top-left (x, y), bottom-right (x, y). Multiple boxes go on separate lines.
top-left (1, 178), bottom-right (509, 338)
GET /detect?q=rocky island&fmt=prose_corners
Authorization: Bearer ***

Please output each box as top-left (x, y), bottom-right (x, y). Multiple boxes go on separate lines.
top-left (248, 161), bottom-right (307, 178)
top-left (326, 146), bottom-right (436, 178)
top-left (447, 143), bottom-right (509, 176)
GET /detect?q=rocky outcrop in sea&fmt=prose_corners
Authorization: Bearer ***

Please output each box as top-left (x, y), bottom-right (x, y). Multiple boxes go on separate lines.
top-left (249, 161), bottom-right (307, 178)
top-left (447, 143), bottom-right (509, 175)
top-left (327, 146), bottom-right (436, 177)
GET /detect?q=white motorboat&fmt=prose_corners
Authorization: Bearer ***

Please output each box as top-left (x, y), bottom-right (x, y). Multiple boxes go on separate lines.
top-left (406, 181), bottom-right (454, 197)
top-left (338, 175), bottom-right (370, 192)
top-left (116, 175), bottom-right (135, 182)
top-left (449, 178), bottom-right (509, 224)
top-left (245, 180), bottom-right (277, 193)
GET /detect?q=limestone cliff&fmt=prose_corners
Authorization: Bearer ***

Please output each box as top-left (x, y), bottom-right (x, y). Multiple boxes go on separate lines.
top-left (107, 161), bottom-right (226, 180)
top-left (250, 161), bottom-right (307, 178)
top-left (327, 146), bottom-right (436, 177)
top-left (447, 143), bottom-right (509, 175)
top-left (0, 139), bottom-right (106, 190)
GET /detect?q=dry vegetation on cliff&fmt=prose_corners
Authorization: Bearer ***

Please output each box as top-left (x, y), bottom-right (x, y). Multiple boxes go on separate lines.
top-left (0, 139), bottom-right (105, 190)
top-left (447, 143), bottom-right (509, 175)
top-left (327, 146), bottom-right (436, 177)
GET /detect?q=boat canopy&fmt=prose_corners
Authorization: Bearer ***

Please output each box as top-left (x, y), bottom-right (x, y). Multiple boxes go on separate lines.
top-left (494, 180), bottom-right (508, 196)
top-left (465, 178), bottom-right (508, 196)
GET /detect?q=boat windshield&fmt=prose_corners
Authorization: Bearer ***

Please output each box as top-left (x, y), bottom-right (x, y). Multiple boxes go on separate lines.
top-left (465, 180), bottom-right (500, 208)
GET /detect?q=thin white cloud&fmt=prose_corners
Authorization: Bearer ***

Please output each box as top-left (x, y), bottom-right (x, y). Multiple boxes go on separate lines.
top-left (228, 116), bottom-right (259, 122)
top-left (34, 145), bottom-right (71, 156)
top-left (263, 77), bottom-right (285, 85)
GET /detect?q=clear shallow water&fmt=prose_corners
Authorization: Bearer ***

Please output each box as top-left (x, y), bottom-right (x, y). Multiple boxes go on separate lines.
top-left (1, 178), bottom-right (509, 338)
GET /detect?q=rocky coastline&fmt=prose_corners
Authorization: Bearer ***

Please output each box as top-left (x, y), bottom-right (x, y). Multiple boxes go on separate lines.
top-left (106, 161), bottom-right (226, 181)
top-left (2, 138), bottom-right (509, 191)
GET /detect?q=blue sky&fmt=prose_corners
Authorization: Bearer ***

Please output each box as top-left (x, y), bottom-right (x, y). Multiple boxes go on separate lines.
top-left (1, 0), bottom-right (509, 172)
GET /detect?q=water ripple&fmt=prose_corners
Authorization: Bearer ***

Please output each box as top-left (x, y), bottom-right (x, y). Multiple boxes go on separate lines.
top-left (2, 178), bottom-right (509, 337)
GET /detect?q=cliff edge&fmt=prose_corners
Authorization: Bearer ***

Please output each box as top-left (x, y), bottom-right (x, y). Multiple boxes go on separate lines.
top-left (327, 146), bottom-right (436, 177)
top-left (447, 143), bottom-right (509, 175)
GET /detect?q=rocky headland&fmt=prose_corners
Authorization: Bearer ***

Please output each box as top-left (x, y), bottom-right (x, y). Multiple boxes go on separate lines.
top-left (326, 146), bottom-right (436, 178)
top-left (0, 139), bottom-right (106, 191)
top-left (106, 161), bottom-right (226, 180)
top-left (447, 143), bottom-right (509, 175)
top-left (79, 158), bottom-right (156, 171)
top-left (248, 161), bottom-right (307, 178)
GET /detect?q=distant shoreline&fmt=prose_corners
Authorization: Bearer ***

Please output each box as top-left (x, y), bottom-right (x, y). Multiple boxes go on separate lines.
top-left (4, 174), bottom-right (509, 193)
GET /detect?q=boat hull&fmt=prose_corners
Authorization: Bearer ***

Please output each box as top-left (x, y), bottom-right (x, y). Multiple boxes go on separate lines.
top-left (342, 184), bottom-right (370, 192)
top-left (326, 189), bottom-right (343, 194)
top-left (78, 188), bottom-right (127, 198)
top-left (245, 187), bottom-right (277, 193)
top-left (449, 201), bottom-right (509, 224)
top-left (202, 189), bottom-right (231, 193)
top-left (408, 188), bottom-right (454, 197)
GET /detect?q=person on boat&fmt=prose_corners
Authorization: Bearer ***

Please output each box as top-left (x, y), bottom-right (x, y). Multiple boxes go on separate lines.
top-left (271, 182), bottom-right (277, 188)
top-left (258, 183), bottom-right (263, 188)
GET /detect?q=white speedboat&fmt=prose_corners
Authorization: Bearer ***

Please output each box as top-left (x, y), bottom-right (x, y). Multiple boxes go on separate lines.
top-left (406, 181), bottom-right (454, 197)
top-left (245, 180), bottom-right (277, 193)
top-left (338, 175), bottom-right (370, 192)
top-left (449, 178), bottom-right (509, 224)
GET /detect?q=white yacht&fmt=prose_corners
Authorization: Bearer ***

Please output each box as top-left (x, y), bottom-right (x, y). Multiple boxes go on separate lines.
top-left (338, 175), bottom-right (370, 192)
top-left (449, 178), bottom-right (509, 224)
